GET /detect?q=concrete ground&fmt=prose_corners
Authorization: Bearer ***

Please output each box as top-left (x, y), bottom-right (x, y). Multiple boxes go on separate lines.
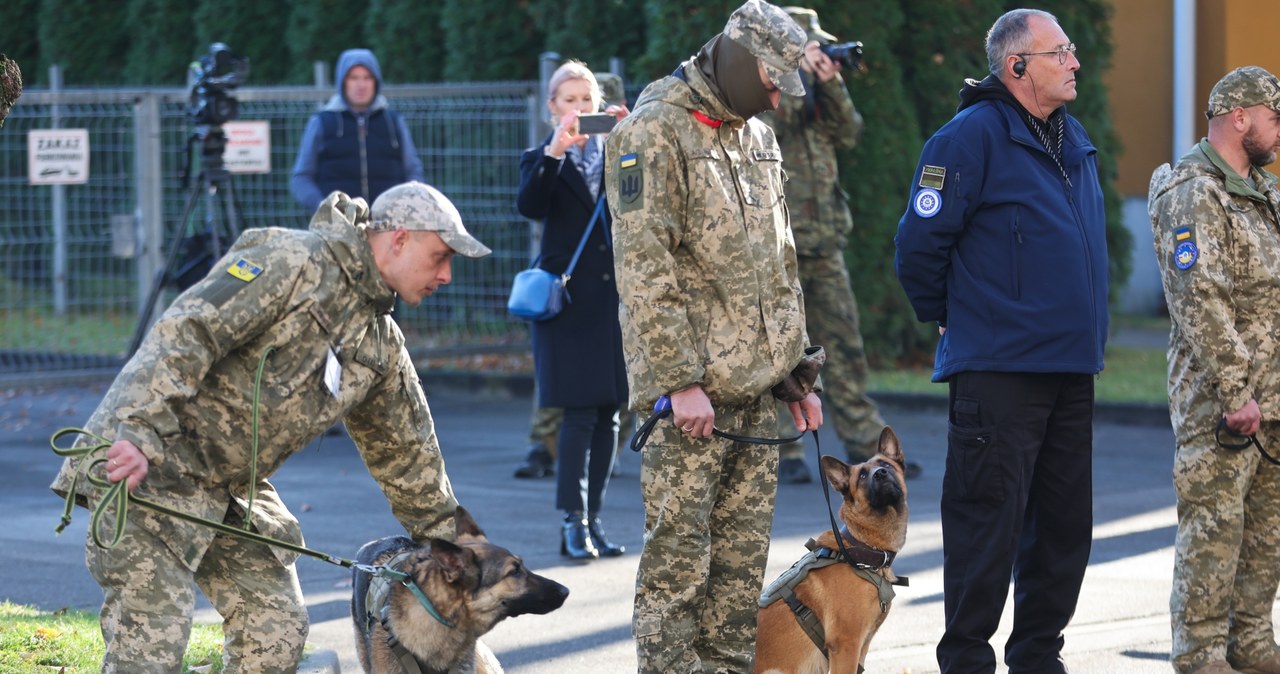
top-left (2, 362), bottom-right (1262, 674)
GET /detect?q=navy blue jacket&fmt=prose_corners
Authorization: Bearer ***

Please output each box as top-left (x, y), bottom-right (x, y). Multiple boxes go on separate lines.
top-left (894, 77), bottom-right (1109, 381)
top-left (517, 135), bottom-right (627, 408)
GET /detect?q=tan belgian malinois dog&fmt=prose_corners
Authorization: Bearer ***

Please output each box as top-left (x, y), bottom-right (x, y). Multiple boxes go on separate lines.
top-left (756, 427), bottom-right (910, 674)
top-left (351, 507), bottom-right (569, 674)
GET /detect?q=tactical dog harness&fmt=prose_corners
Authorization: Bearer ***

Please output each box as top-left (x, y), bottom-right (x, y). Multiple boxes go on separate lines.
top-left (363, 550), bottom-right (455, 674)
top-left (759, 529), bottom-right (908, 671)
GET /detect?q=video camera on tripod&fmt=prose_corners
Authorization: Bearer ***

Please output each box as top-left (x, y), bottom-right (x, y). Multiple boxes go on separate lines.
top-left (127, 42), bottom-right (251, 357)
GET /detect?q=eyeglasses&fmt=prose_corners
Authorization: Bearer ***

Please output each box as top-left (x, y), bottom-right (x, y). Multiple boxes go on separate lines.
top-left (1018, 43), bottom-right (1077, 66)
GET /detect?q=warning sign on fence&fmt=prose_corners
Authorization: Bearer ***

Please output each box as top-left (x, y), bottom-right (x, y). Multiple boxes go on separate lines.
top-left (29, 128), bottom-right (89, 185)
top-left (222, 120), bottom-right (271, 174)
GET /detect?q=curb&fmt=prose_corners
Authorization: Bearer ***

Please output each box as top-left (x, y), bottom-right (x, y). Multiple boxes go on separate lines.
top-left (300, 647), bottom-right (341, 673)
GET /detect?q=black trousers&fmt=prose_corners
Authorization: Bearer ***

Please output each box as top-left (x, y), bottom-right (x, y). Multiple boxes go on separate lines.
top-left (555, 405), bottom-right (619, 515)
top-left (937, 371), bottom-right (1094, 674)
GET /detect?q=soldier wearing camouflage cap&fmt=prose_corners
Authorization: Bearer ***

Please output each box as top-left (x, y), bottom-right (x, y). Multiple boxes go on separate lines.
top-left (1151, 65), bottom-right (1280, 674)
top-left (51, 183), bottom-right (487, 672)
top-left (604, 1), bottom-right (821, 671)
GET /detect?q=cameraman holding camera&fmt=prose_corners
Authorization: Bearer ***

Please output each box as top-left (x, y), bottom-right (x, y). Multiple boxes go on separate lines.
top-left (763, 7), bottom-right (920, 483)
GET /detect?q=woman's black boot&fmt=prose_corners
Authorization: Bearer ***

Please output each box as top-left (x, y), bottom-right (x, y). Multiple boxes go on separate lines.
top-left (560, 512), bottom-right (598, 560)
top-left (587, 514), bottom-right (625, 557)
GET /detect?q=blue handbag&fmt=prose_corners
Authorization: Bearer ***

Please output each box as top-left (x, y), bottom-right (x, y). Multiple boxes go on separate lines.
top-left (508, 198), bottom-right (607, 321)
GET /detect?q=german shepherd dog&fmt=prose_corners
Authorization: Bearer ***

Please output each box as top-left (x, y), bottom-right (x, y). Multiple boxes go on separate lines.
top-left (351, 507), bottom-right (569, 674)
top-left (756, 427), bottom-right (909, 674)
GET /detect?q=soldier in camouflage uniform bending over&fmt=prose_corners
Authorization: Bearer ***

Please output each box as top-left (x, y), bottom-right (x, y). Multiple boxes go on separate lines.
top-left (50, 181), bottom-right (490, 673)
top-left (1150, 66), bottom-right (1280, 674)
top-left (605, 1), bottom-right (823, 672)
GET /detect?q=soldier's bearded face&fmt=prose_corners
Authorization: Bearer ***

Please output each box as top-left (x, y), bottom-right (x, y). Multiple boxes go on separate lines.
top-left (1243, 108), bottom-right (1280, 167)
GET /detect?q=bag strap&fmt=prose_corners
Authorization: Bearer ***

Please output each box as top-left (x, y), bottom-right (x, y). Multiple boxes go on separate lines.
top-left (560, 197), bottom-right (608, 283)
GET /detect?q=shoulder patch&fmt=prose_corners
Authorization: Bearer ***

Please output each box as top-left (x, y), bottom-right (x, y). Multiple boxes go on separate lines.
top-left (227, 258), bottom-right (263, 283)
top-left (617, 153), bottom-right (643, 214)
top-left (913, 188), bottom-right (942, 218)
top-left (919, 165), bottom-right (946, 190)
top-left (1173, 241), bottom-right (1199, 270)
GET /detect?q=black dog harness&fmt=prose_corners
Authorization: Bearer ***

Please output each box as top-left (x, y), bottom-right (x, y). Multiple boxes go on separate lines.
top-left (759, 529), bottom-right (908, 668)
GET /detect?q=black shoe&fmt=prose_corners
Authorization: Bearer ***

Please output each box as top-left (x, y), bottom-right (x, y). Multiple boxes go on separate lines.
top-left (778, 457), bottom-right (812, 484)
top-left (587, 516), bottom-right (625, 557)
top-left (514, 446), bottom-right (554, 479)
top-left (904, 461), bottom-right (923, 480)
top-left (560, 513), bottom-right (599, 560)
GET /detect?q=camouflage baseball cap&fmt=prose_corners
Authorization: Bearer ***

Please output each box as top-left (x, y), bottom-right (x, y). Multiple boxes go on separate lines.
top-left (1205, 65), bottom-right (1280, 119)
top-left (782, 7), bottom-right (838, 45)
top-left (369, 182), bottom-right (491, 258)
top-left (723, 0), bottom-right (806, 97)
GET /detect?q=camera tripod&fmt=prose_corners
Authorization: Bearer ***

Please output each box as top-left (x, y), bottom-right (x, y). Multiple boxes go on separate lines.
top-left (127, 124), bottom-right (243, 357)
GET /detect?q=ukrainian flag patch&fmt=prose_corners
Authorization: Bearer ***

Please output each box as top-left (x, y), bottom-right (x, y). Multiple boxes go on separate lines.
top-left (1174, 227), bottom-right (1191, 241)
top-left (227, 258), bottom-right (263, 282)
top-left (619, 153), bottom-right (638, 168)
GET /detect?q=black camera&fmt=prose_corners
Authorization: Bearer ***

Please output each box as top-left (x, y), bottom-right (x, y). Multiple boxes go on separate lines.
top-left (820, 41), bottom-right (866, 71)
top-left (188, 42), bottom-right (249, 126)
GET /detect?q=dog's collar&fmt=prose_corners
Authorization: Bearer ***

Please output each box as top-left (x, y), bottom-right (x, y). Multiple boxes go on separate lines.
top-left (366, 551), bottom-right (457, 629)
top-left (809, 526), bottom-right (902, 575)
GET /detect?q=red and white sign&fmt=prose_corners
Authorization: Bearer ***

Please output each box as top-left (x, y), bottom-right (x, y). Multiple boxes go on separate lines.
top-left (222, 120), bottom-right (271, 174)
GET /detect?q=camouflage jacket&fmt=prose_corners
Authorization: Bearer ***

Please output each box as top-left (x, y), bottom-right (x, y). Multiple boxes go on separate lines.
top-left (1149, 139), bottom-right (1280, 442)
top-left (605, 64), bottom-right (808, 410)
top-left (761, 73), bottom-right (862, 255)
top-left (51, 192), bottom-right (458, 569)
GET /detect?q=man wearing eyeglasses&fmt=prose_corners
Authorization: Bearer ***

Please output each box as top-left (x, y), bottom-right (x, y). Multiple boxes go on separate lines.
top-left (1150, 66), bottom-right (1280, 674)
top-left (894, 8), bottom-right (1108, 674)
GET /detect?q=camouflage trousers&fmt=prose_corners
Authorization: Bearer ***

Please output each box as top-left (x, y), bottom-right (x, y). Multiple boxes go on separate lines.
top-left (1170, 422), bottom-right (1280, 673)
top-left (527, 397), bottom-right (636, 458)
top-left (779, 248), bottom-right (885, 461)
top-left (634, 393), bottom-right (778, 674)
top-left (85, 504), bottom-right (309, 673)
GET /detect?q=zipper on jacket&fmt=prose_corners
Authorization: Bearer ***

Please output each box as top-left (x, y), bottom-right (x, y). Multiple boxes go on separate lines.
top-left (358, 114), bottom-right (369, 200)
top-left (1011, 218), bottom-right (1023, 300)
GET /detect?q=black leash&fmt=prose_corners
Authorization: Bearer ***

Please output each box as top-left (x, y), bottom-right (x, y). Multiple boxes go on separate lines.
top-left (628, 394), bottom-right (888, 580)
top-left (1216, 418), bottom-right (1280, 466)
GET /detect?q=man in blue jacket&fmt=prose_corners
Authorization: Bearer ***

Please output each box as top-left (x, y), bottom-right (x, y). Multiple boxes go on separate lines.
top-left (894, 9), bottom-right (1109, 674)
top-left (290, 49), bottom-right (424, 213)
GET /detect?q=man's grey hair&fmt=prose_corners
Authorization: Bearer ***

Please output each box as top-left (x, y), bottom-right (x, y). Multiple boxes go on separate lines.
top-left (986, 8), bottom-right (1059, 77)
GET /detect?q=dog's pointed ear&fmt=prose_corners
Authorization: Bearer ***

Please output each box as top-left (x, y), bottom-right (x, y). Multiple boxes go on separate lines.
top-left (878, 426), bottom-right (905, 466)
top-left (819, 455), bottom-right (851, 493)
top-left (429, 538), bottom-right (475, 585)
top-left (453, 506), bottom-right (487, 541)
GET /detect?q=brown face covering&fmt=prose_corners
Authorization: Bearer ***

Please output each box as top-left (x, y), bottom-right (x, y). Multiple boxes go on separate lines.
top-left (694, 34), bottom-right (773, 120)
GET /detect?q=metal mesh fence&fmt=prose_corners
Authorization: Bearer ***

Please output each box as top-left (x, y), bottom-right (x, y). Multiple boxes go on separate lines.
top-left (0, 82), bottom-right (543, 383)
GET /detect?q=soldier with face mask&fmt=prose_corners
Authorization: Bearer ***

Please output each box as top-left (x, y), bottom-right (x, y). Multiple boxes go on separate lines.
top-left (605, 1), bottom-right (823, 671)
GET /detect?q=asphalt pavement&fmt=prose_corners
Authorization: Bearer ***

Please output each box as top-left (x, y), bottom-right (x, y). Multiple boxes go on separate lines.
top-left (1, 369), bottom-right (1262, 674)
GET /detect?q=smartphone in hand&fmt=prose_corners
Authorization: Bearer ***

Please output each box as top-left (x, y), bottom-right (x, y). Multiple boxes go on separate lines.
top-left (577, 113), bottom-right (617, 135)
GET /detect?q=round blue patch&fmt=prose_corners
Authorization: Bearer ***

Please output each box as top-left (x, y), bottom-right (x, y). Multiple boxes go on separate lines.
top-left (913, 188), bottom-right (942, 218)
top-left (1174, 241), bottom-right (1199, 270)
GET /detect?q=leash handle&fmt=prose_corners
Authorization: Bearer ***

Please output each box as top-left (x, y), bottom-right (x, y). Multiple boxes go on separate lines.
top-left (629, 394), bottom-right (805, 452)
top-left (1216, 417), bottom-right (1280, 466)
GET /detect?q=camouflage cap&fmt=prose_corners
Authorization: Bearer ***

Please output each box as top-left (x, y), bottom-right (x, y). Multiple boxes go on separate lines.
top-left (1205, 65), bottom-right (1280, 119)
top-left (723, 0), bottom-right (806, 97)
top-left (596, 72), bottom-right (626, 107)
top-left (782, 7), bottom-right (838, 45)
top-left (369, 182), bottom-right (491, 258)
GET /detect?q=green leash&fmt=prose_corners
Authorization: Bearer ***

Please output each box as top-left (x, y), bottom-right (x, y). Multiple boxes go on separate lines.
top-left (49, 346), bottom-right (456, 628)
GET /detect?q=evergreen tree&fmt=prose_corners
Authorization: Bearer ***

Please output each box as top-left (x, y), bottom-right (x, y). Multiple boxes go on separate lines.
top-left (194, 0), bottom-right (291, 85)
top-left (287, 0), bottom-right (367, 85)
top-left (530, 0), bottom-right (646, 84)
top-left (124, 0), bottom-right (196, 85)
top-left (366, 0), bottom-right (445, 83)
top-left (0, 0), bottom-right (41, 86)
top-left (37, 0), bottom-right (129, 85)
top-left (441, 0), bottom-right (542, 81)
top-left (633, 1), bottom-right (735, 83)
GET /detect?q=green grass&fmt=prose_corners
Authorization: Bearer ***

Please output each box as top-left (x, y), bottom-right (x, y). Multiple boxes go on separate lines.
top-left (0, 601), bottom-right (225, 673)
top-left (869, 344), bottom-right (1170, 405)
top-left (0, 308), bottom-right (134, 356)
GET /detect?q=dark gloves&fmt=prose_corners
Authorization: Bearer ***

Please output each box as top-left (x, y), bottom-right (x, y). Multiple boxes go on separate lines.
top-left (771, 345), bottom-right (826, 402)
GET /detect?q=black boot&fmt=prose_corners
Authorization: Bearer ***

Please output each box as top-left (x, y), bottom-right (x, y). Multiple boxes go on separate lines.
top-left (560, 512), bottom-right (598, 560)
top-left (587, 515), bottom-right (625, 557)
top-left (514, 445), bottom-right (554, 479)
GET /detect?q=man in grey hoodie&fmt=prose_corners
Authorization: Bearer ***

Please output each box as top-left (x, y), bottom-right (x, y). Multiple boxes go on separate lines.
top-left (290, 49), bottom-right (424, 213)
